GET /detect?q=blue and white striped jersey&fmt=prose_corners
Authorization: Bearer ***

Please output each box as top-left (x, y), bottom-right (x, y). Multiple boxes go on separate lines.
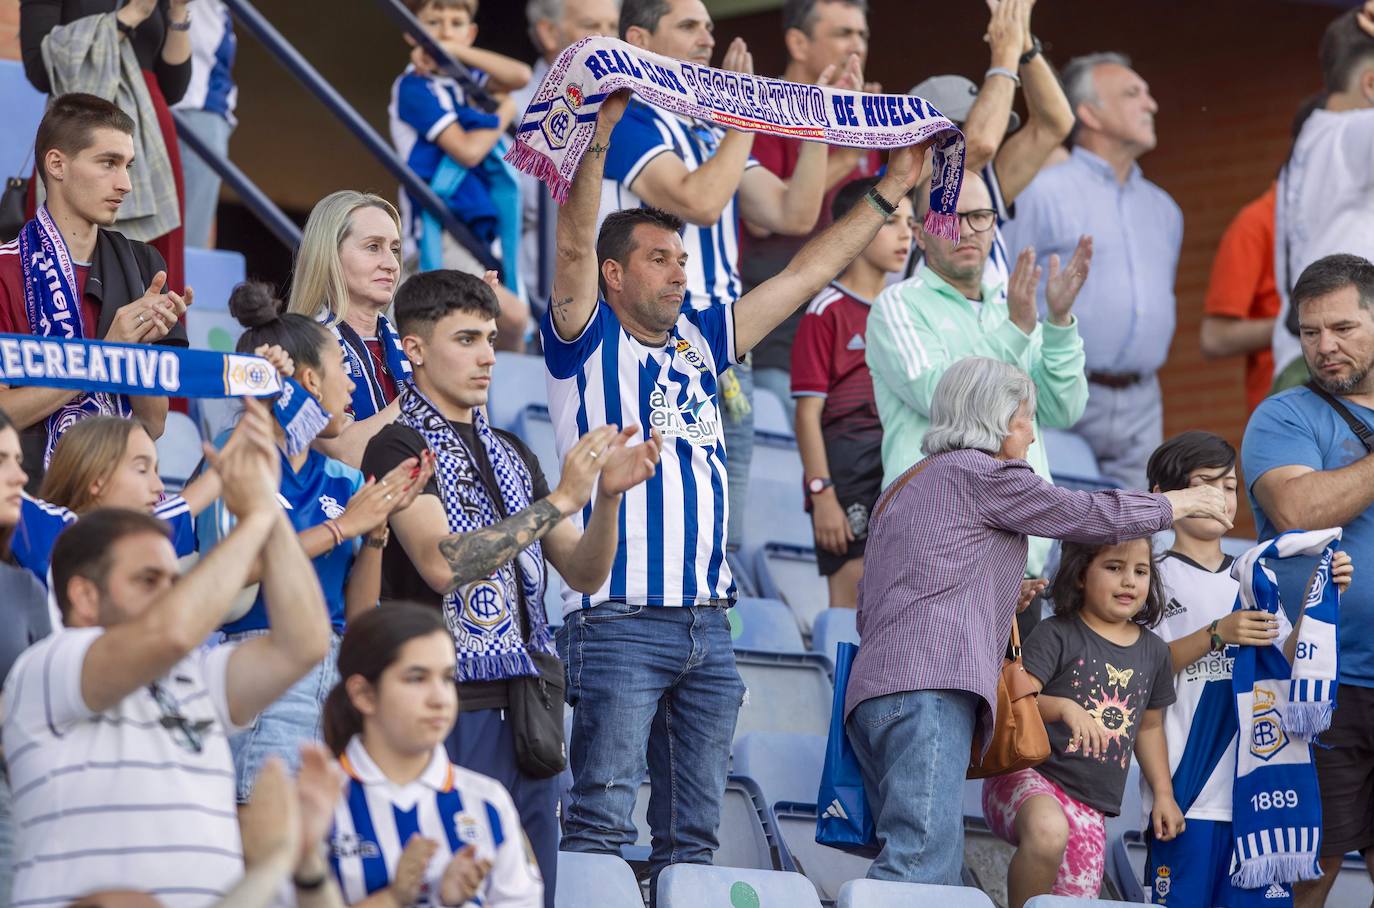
top-left (600, 98), bottom-right (759, 311)
top-left (542, 301), bottom-right (738, 612)
top-left (330, 737), bottom-right (542, 907)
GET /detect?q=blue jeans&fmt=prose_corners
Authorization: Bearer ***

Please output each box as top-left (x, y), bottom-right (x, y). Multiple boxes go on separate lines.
top-left (176, 108), bottom-right (234, 249)
top-left (227, 630), bottom-right (341, 802)
top-left (557, 603), bottom-right (746, 885)
top-left (722, 359), bottom-right (754, 553)
top-left (847, 688), bottom-right (979, 885)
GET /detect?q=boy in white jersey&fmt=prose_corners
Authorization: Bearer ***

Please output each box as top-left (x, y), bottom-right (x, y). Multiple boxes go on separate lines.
top-left (545, 87), bottom-right (925, 896)
top-left (1143, 431), bottom-right (1352, 908)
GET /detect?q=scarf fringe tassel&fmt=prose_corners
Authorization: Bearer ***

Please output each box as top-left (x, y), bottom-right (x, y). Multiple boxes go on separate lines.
top-left (1231, 854), bottom-right (1322, 889)
top-left (456, 650), bottom-right (539, 684)
top-left (281, 398), bottom-right (331, 457)
top-left (1283, 701), bottom-right (1333, 739)
top-left (504, 143), bottom-right (572, 205)
top-left (923, 210), bottom-right (960, 242)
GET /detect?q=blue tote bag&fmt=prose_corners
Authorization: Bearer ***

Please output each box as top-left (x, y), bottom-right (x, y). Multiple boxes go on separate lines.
top-left (815, 641), bottom-right (879, 856)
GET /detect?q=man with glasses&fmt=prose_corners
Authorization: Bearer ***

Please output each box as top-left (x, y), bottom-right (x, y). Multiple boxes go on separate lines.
top-left (866, 169), bottom-right (1092, 577)
top-left (1, 401), bottom-right (333, 906)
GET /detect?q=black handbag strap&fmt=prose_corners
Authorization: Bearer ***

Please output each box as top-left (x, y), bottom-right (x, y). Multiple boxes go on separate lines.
top-left (1307, 381), bottom-right (1374, 454)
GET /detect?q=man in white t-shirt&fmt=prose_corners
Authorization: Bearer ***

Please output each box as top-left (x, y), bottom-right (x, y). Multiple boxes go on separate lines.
top-left (2, 400), bottom-right (332, 908)
top-left (1272, 2), bottom-right (1374, 391)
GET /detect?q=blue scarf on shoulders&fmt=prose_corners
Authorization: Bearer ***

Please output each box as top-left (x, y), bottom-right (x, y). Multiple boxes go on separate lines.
top-left (320, 310), bottom-right (412, 421)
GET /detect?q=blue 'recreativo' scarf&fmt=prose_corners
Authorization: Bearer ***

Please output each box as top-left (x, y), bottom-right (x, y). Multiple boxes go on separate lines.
top-left (1228, 529), bottom-right (1341, 889)
top-left (19, 207), bottom-right (128, 464)
top-left (321, 310), bottom-right (412, 421)
top-left (0, 333), bottom-right (329, 456)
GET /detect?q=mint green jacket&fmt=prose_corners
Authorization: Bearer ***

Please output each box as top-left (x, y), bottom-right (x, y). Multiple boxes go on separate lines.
top-left (865, 264), bottom-right (1088, 576)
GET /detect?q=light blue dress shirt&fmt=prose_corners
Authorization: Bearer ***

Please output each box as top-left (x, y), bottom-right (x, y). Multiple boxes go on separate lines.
top-left (1002, 147), bottom-right (1183, 376)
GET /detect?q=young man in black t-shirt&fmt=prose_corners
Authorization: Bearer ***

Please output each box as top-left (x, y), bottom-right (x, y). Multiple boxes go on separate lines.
top-left (361, 269), bottom-right (660, 907)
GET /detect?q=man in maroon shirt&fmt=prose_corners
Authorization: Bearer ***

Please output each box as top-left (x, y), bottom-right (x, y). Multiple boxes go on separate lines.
top-left (791, 177), bottom-right (911, 608)
top-left (0, 94), bottom-right (189, 476)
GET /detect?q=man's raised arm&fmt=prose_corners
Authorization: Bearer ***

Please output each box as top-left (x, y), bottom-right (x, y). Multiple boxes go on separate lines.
top-left (733, 142), bottom-right (926, 354)
top-left (549, 90), bottom-right (630, 341)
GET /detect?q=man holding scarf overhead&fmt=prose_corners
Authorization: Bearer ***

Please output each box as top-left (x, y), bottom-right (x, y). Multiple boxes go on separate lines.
top-left (0, 93), bottom-right (189, 479)
top-left (362, 268), bottom-right (661, 907)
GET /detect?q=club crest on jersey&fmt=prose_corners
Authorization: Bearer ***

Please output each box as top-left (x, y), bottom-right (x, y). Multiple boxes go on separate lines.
top-left (1153, 865), bottom-right (1171, 898)
top-left (318, 494), bottom-right (345, 520)
top-left (674, 339), bottom-right (709, 373)
top-left (454, 813), bottom-right (483, 844)
top-left (1250, 687), bottom-right (1289, 761)
top-left (648, 387), bottom-right (718, 446)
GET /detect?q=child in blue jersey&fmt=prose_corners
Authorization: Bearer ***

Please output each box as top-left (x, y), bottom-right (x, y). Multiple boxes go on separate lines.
top-left (14, 415), bottom-right (221, 600)
top-left (201, 282), bottom-right (434, 800)
top-left (389, 0), bottom-right (530, 347)
top-left (324, 603), bottom-right (542, 907)
top-left (1144, 432), bottom-right (1352, 907)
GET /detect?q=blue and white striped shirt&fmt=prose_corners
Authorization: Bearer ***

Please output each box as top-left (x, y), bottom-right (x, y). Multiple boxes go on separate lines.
top-left (330, 737), bottom-right (542, 907)
top-left (600, 98), bottom-right (759, 310)
top-left (542, 301), bottom-right (738, 612)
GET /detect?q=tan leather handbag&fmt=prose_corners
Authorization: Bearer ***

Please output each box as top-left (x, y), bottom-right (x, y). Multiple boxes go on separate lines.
top-left (967, 618), bottom-right (1050, 779)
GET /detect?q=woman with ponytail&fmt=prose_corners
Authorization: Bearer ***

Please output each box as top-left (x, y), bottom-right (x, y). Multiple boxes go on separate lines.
top-left (324, 603), bottom-right (542, 908)
top-left (202, 281), bottom-right (435, 802)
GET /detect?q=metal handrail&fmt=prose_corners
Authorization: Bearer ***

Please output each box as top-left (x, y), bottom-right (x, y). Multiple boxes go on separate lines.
top-left (371, 0), bottom-right (499, 114)
top-left (222, 0), bottom-right (499, 271)
top-left (173, 111), bottom-right (302, 250)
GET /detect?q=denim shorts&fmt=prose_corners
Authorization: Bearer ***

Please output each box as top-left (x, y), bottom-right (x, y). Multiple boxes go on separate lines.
top-left (226, 630), bottom-right (341, 802)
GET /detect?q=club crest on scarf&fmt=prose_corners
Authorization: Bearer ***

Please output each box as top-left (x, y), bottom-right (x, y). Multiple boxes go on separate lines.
top-left (398, 386), bottom-right (553, 683)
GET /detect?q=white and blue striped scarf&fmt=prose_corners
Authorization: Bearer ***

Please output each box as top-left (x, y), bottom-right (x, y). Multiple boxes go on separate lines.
top-left (397, 384), bottom-right (552, 683)
top-left (320, 310), bottom-right (412, 421)
top-left (1229, 529), bottom-right (1341, 888)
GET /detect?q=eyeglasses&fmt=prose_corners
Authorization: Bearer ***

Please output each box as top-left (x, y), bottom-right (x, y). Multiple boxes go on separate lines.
top-left (957, 209), bottom-right (998, 234)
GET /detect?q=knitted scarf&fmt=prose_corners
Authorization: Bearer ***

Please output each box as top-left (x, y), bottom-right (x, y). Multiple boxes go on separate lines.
top-left (505, 36), bottom-right (966, 241)
top-left (1228, 529), bottom-right (1341, 888)
top-left (20, 206), bottom-right (129, 464)
top-left (321, 310), bottom-right (412, 421)
top-left (397, 385), bottom-right (552, 682)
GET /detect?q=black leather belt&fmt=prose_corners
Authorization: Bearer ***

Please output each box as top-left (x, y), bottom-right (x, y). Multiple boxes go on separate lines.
top-left (1086, 370), bottom-right (1144, 389)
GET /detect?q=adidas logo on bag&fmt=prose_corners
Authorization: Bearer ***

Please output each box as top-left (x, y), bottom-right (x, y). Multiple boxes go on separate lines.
top-left (1264, 884), bottom-right (1287, 900)
top-left (822, 799), bottom-right (849, 820)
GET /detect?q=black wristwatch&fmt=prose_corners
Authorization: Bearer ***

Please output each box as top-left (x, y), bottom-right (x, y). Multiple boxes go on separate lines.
top-left (864, 186), bottom-right (896, 216)
top-left (807, 477), bottom-right (835, 496)
top-left (1208, 619), bottom-right (1225, 653)
top-left (1019, 35), bottom-right (1043, 66)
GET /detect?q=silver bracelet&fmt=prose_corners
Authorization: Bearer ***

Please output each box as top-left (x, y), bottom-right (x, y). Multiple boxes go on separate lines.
top-left (985, 66), bottom-right (1021, 87)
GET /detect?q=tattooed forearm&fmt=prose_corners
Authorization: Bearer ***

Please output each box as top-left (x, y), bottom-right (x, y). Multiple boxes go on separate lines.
top-left (438, 499), bottom-right (563, 593)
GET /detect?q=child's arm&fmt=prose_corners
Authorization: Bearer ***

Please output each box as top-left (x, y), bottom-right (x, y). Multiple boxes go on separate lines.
top-left (445, 44), bottom-right (532, 94)
top-left (435, 96), bottom-right (518, 169)
top-left (1036, 693), bottom-right (1106, 760)
top-left (795, 397), bottom-right (853, 557)
top-left (1135, 708), bottom-right (1185, 841)
top-left (1167, 608), bottom-right (1280, 673)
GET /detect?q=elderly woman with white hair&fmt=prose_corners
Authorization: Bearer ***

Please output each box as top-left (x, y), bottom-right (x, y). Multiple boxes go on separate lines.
top-left (843, 356), bottom-right (1230, 886)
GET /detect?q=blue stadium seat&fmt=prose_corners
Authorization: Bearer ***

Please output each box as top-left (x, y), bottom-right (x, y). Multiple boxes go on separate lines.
top-left (191, 396), bottom-right (241, 444)
top-left (513, 404), bottom-right (561, 486)
top-left (732, 732), bottom-right (826, 808)
top-left (733, 650), bottom-right (832, 741)
top-left (728, 551), bottom-right (760, 597)
top-left (184, 247), bottom-right (247, 311)
top-left (1107, 761), bottom-right (1143, 854)
top-left (742, 434), bottom-right (812, 556)
top-left (753, 385), bottom-right (793, 437)
top-left (838, 878), bottom-right (996, 907)
top-left (811, 608), bottom-right (859, 659)
top-left (1043, 427), bottom-right (1103, 481)
top-left (1109, 830), bottom-right (1148, 903)
top-left (0, 61), bottom-right (46, 185)
top-left (555, 851), bottom-right (642, 908)
top-left (656, 864), bottom-right (821, 908)
top-left (628, 775), bottom-right (796, 872)
top-left (755, 542), bottom-right (827, 636)
top-left (1333, 852), bottom-right (1374, 905)
top-left (772, 803), bottom-right (873, 903)
top-left (1025, 897), bottom-right (1150, 907)
top-left (487, 353), bottom-right (548, 432)
top-left (155, 411), bottom-right (204, 492)
top-left (730, 597), bottom-right (806, 653)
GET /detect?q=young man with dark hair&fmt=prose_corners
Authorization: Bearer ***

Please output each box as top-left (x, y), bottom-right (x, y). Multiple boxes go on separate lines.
top-left (545, 89), bottom-right (922, 893)
top-left (2, 400), bottom-right (332, 907)
top-left (791, 177), bottom-right (911, 609)
top-left (1244, 252), bottom-right (1374, 907)
top-left (0, 93), bottom-right (190, 475)
top-left (361, 269), bottom-right (660, 907)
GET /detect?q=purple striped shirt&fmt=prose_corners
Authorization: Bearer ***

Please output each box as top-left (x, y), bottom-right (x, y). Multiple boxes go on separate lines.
top-left (844, 449), bottom-right (1174, 749)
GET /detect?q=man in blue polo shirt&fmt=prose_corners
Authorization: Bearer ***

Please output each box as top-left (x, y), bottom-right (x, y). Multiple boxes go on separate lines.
top-left (1243, 253), bottom-right (1374, 907)
top-left (546, 88), bottom-right (923, 892)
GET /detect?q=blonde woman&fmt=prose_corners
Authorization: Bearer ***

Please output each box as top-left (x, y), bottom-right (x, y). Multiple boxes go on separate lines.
top-left (288, 191), bottom-right (412, 466)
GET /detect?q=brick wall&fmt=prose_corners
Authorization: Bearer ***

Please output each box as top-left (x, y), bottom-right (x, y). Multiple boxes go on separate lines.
top-left (724, 0), bottom-right (1335, 534)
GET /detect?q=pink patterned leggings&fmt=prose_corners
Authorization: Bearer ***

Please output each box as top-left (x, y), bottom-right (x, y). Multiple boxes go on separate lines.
top-left (982, 767), bottom-right (1106, 898)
